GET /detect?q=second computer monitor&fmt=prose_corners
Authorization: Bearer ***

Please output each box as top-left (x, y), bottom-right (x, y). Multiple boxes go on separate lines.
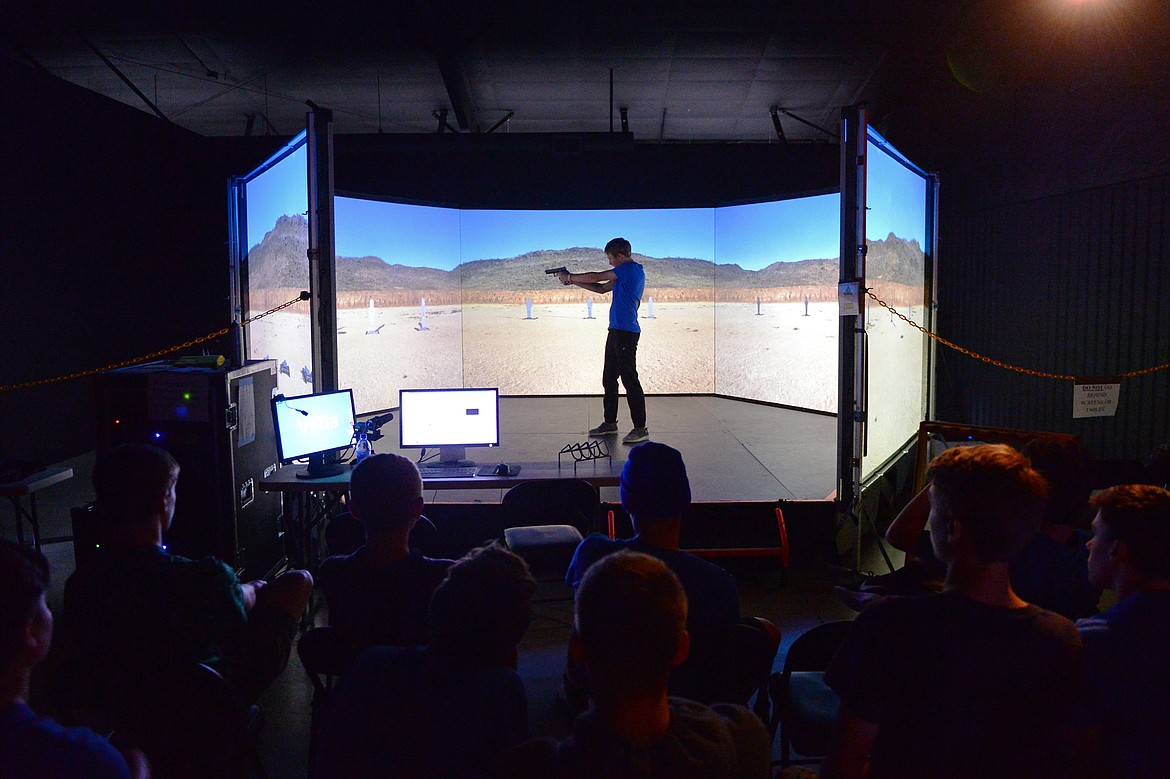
top-left (399, 387), bottom-right (499, 466)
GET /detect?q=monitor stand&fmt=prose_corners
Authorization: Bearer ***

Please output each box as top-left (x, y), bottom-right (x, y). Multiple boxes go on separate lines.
top-left (431, 446), bottom-right (474, 468)
top-left (296, 451), bottom-right (347, 479)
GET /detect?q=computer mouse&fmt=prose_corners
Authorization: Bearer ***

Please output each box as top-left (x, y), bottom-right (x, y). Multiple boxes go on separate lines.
top-left (493, 463), bottom-right (510, 476)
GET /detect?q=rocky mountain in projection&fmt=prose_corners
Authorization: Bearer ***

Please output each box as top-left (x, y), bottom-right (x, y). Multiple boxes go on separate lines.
top-left (249, 215), bottom-right (923, 291)
top-left (246, 214), bottom-right (310, 288)
top-left (866, 233), bottom-right (925, 287)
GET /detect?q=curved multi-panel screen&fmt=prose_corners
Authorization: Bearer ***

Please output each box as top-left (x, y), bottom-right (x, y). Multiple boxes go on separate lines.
top-left (233, 131), bottom-right (934, 479)
top-left (315, 195), bottom-right (843, 414)
top-left (240, 191), bottom-right (844, 413)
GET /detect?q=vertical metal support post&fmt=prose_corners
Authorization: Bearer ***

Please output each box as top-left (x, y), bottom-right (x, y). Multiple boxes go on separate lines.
top-left (226, 177), bottom-right (247, 368)
top-left (925, 174), bottom-right (941, 423)
top-left (838, 105), bottom-right (868, 573)
top-left (307, 108), bottom-right (338, 393)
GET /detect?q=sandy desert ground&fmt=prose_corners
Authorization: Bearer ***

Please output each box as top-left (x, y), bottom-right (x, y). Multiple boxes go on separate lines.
top-left (247, 297), bottom-right (930, 470)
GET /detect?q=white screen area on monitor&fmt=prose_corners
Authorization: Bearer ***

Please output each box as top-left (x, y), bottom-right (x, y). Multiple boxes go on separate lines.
top-left (399, 388), bottom-right (499, 449)
top-left (273, 389), bottom-right (356, 461)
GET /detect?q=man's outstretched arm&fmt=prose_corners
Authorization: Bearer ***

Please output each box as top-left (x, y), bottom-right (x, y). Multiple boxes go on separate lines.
top-left (558, 269), bottom-right (615, 294)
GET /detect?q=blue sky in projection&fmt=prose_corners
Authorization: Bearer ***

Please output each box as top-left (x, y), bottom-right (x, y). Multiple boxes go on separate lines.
top-left (866, 139), bottom-right (927, 245)
top-left (244, 138), bottom-right (307, 251)
top-left (244, 133), bottom-right (924, 272)
top-left (334, 195), bottom-right (842, 272)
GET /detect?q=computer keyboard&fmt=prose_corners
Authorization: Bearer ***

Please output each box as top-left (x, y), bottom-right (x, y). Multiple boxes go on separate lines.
top-left (417, 465), bottom-right (478, 478)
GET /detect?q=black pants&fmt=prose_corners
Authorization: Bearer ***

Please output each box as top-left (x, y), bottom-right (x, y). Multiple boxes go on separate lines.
top-left (602, 328), bottom-right (646, 428)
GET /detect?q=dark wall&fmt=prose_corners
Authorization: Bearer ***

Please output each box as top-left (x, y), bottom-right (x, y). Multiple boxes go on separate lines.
top-left (871, 5), bottom-right (1170, 462)
top-left (335, 132), bottom-right (837, 208)
top-left (2, 60), bottom-right (286, 465)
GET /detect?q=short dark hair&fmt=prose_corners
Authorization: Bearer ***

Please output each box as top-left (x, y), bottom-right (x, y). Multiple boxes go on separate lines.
top-left (0, 539), bottom-right (50, 668)
top-left (92, 444), bottom-right (179, 525)
top-left (429, 543), bottom-right (536, 666)
top-left (574, 551), bottom-right (687, 693)
top-left (348, 454), bottom-right (423, 537)
top-left (927, 444), bottom-right (1048, 563)
top-left (1091, 484), bottom-right (1170, 580)
top-left (604, 237), bottom-right (632, 257)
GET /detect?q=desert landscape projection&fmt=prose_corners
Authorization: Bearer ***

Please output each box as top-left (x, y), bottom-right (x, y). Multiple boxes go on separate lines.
top-left (238, 135), bottom-right (313, 400)
top-left (243, 201), bottom-right (928, 425)
top-left (236, 128), bottom-right (932, 485)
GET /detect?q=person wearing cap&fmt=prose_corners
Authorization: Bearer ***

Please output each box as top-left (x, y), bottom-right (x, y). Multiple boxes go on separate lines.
top-left (565, 442), bottom-right (740, 630)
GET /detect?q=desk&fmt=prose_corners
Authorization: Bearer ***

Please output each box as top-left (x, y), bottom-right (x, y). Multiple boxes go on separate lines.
top-left (0, 466), bottom-right (74, 549)
top-left (260, 459), bottom-right (622, 568)
top-left (262, 459), bottom-right (622, 493)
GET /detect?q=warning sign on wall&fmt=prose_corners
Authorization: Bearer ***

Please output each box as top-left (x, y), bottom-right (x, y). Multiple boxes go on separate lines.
top-left (1072, 382), bottom-right (1121, 419)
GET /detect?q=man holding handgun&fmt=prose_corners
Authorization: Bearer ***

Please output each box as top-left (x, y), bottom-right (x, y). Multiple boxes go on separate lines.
top-left (555, 237), bottom-right (648, 445)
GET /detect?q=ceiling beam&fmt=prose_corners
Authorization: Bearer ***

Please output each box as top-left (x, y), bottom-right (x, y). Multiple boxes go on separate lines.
top-left (434, 50), bottom-right (477, 132)
top-left (81, 35), bottom-right (168, 122)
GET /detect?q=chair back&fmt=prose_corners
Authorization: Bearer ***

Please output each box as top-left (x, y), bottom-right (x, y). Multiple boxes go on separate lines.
top-left (298, 626), bottom-right (371, 775)
top-left (298, 626), bottom-right (368, 699)
top-left (781, 619), bottom-right (853, 673)
top-left (501, 479), bottom-right (600, 536)
top-left (85, 661), bottom-right (265, 779)
top-left (325, 513), bottom-right (440, 557)
top-left (769, 619), bottom-right (853, 767)
top-left (671, 617), bottom-right (780, 718)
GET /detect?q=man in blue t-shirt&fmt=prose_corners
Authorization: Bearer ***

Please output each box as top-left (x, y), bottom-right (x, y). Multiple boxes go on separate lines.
top-left (559, 237), bottom-right (648, 445)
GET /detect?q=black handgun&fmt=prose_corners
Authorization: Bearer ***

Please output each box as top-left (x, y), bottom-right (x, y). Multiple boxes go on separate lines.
top-left (544, 266), bottom-right (569, 275)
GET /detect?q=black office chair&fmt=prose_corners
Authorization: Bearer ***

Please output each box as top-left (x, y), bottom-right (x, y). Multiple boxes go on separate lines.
top-left (47, 655), bottom-right (266, 779)
top-left (670, 616), bottom-right (781, 723)
top-left (297, 626), bottom-right (370, 775)
top-left (501, 479), bottom-right (600, 580)
top-left (324, 512), bottom-right (440, 557)
top-left (768, 620), bottom-right (853, 768)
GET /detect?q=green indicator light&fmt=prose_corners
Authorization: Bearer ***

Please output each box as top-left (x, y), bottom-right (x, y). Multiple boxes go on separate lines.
top-left (182, 392), bottom-right (192, 401)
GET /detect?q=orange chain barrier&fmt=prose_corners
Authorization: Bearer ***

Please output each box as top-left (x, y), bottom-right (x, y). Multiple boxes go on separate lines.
top-left (866, 289), bottom-right (1170, 382)
top-left (0, 293), bottom-right (309, 393)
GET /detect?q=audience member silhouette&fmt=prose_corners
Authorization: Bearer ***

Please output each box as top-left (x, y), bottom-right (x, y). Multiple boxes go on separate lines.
top-left (1142, 443), bottom-right (1170, 488)
top-left (1077, 484), bottom-right (1170, 777)
top-left (566, 442), bottom-right (739, 630)
top-left (1009, 438), bottom-right (1101, 619)
top-left (63, 443), bottom-right (312, 705)
top-left (315, 543), bottom-right (537, 779)
top-left (1, 539), bottom-right (150, 778)
top-left (317, 453), bottom-right (454, 649)
top-left (823, 444), bottom-right (1095, 779)
top-left (562, 442), bottom-right (740, 711)
top-left (501, 550), bottom-right (770, 778)
top-left (857, 438), bottom-right (1102, 619)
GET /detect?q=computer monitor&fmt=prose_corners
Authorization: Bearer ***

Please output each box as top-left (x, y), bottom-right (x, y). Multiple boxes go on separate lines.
top-left (272, 389), bottom-right (356, 478)
top-left (399, 387), bottom-right (499, 467)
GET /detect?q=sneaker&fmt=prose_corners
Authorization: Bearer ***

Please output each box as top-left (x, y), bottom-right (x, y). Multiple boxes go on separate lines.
top-left (833, 585), bottom-right (887, 613)
top-left (588, 422), bottom-right (619, 436)
top-left (622, 427), bottom-right (650, 444)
